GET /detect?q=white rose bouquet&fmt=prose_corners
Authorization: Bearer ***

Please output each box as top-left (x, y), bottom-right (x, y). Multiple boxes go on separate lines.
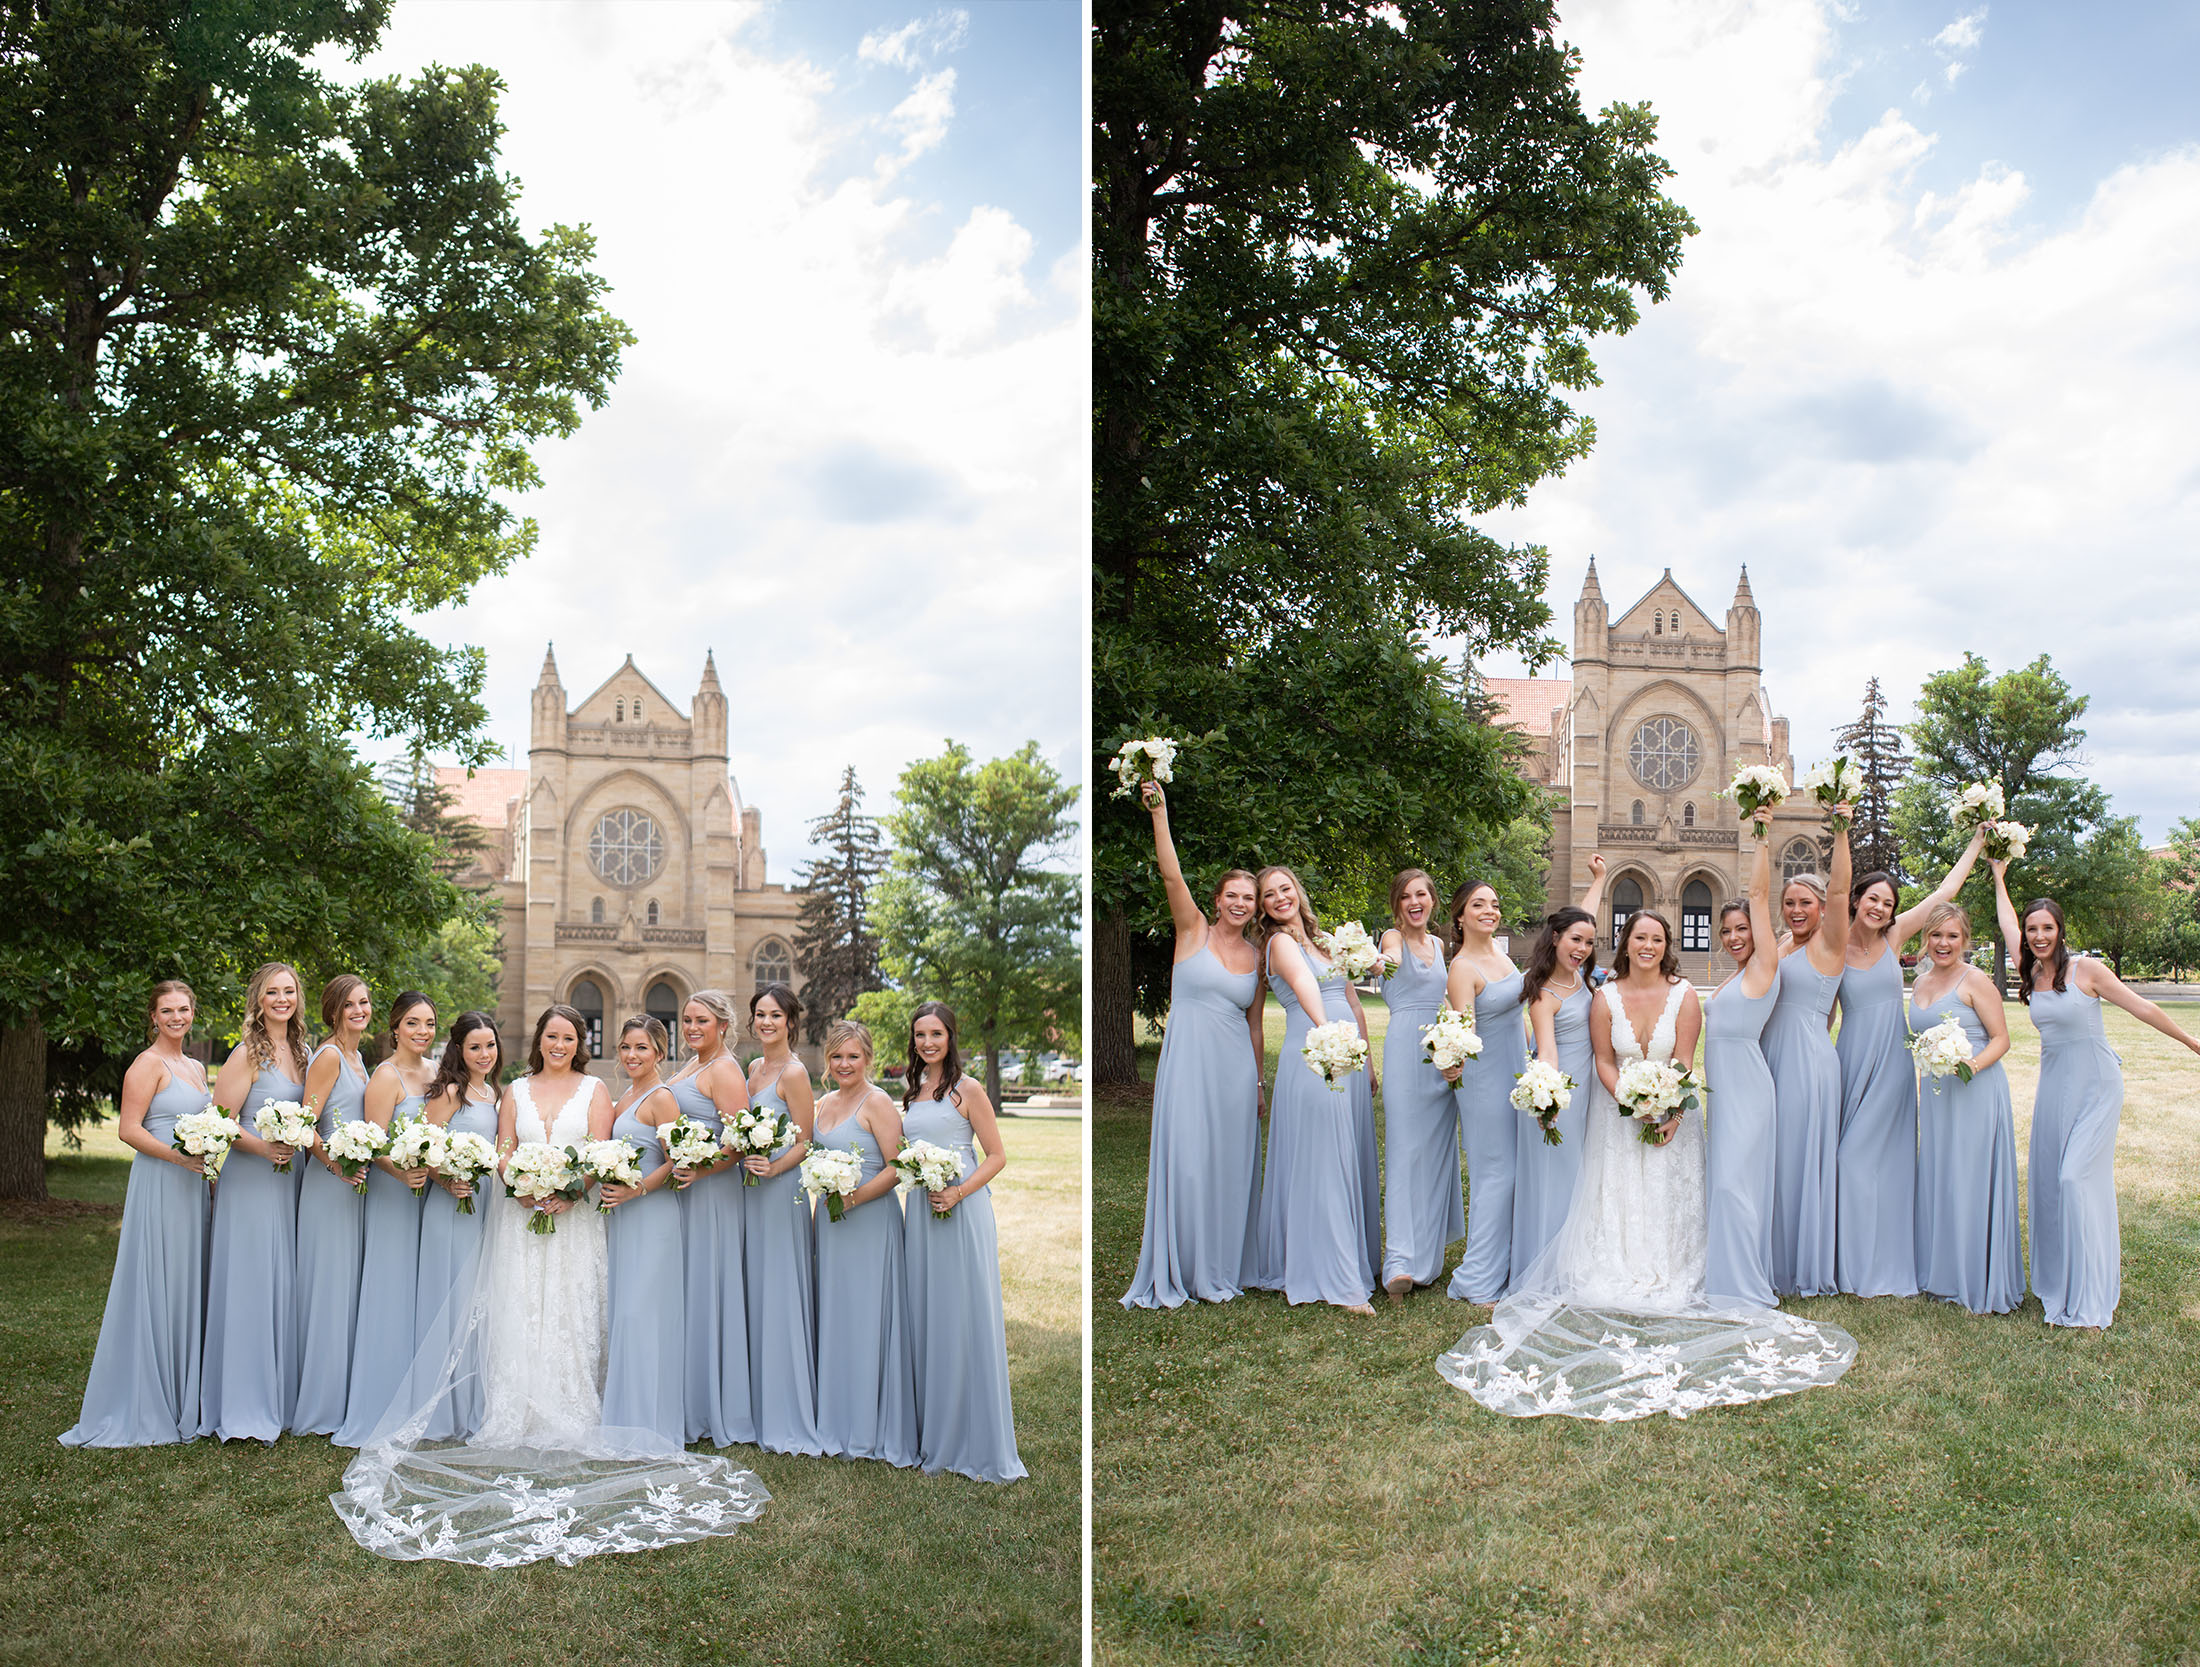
top-left (1721, 763), bottom-right (1792, 822)
top-left (251, 1100), bottom-right (317, 1171)
top-left (504, 1141), bottom-right (585, 1235)
top-left (1316, 920), bottom-right (1389, 983)
top-left (171, 1107), bottom-right (240, 1179)
top-left (1797, 755), bottom-right (1864, 828)
top-left (726, 1104), bottom-right (797, 1184)
top-left (384, 1116), bottom-right (447, 1195)
top-left (577, 1137), bottom-right (644, 1211)
top-left (1983, 819), bottom-right (2032, 863)
top-left (1613, 1058), bottom-right (1705, 1145)
top-left (1952, 781), bottom-right (2007, 835)
top-left (660, 1114), bottom-right (727, 1174)
top-left (1910, 1017), bottom-right (1976, 1083)
top-left (893, 1138), bottom-right (966, 1219)
top-left (1301, 1020), bottom-right (1368, 1089)
top-left (436, 1129), bottom-right (499, 1214)
top-left (324, 1118), bottom-right (390, 1194)
top-left (1510, 1058), bottom-right (1576, 1146)
top-left (1108, 735), bottom-right (1180, 800)
top-left (1419, 1007), bottom-right (1482, 1074)
top-left (799, 1143), bottom-right (865, 1222)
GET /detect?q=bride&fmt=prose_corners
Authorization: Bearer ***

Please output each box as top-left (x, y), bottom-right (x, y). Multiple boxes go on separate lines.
top-left (332, 1005), bottom-right (768, 1565)
top-left (1438, 909), bottom-right (1855, 1421)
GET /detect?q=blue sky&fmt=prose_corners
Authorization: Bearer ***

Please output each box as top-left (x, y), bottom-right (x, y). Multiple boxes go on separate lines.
top-left (1477, 0), bottom-right (2200, 842)
top-left (339, 2), bottom-right (1085, 881)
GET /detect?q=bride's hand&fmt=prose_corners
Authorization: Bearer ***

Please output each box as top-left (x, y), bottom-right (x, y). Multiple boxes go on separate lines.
top-left (542, 1195), bottom-right (575, 1216)
top-left (1651, 1115), bottom-right (1682, 1147)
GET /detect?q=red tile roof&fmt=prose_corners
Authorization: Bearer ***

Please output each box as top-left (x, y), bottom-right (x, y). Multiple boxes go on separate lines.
top-left (1483, 677), bottom-right (1573, 736)
top-left (435, 768), bottom-right (528, 830)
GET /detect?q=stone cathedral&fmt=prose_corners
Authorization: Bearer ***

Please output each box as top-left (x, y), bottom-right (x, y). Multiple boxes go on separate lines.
top-left (1486, 563), bottom-right (1830, 981)
top-left (438, 649), bottom-right (805, 1069)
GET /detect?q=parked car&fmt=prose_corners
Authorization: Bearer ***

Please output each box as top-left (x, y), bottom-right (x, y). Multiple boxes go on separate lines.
top-left (1043, 1057), bottom-right (1080, 1084)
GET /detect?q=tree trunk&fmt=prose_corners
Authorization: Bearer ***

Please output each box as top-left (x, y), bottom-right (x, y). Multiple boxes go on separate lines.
top-left (1994, 936), bottom-right (2010, 997)
top-left (1094, 904), bottom-right (1138, 1085)
top-left (0, 1019), bottom-right (50, 1201)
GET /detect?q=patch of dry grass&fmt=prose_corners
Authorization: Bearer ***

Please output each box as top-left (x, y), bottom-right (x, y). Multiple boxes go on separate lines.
top-left (1096, 1003), bottom-right (2200, 1665)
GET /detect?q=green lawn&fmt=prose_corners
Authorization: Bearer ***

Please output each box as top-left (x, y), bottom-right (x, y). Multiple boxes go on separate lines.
top-left (1096, 996), bottom-right (2200, 1665)
top-left (4, 1118), bottom-right (1082, 1667)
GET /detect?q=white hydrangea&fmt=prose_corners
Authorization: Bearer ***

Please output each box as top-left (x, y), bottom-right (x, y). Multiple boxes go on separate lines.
top-left (1510, 1059), bottom-right (1576, 1146)
top-left (504, 1141), bottom-right (581, 1235)
top-left (1316, 920), bottom-right (1388, 983)
top-left (253, 1100), bottom-right (318, 1171)
top-left (171, 1108), bottom-right (240, 1178)
top-left (1613, 1059), bottom-right (1704, 1143)
top-left (436, 1129), bottom-right (499, 1215)
top-left (385, 1117), bottom-right (447, 1194)
top-left (578, 1137), bottom-right (643, 1210)
top-left (800, 1143), bottom-right (866, 1221)
top-left (1911, 1017), bottom-right (1977, 1082)
top-left (1109, 735), bottom-right (1180, 799)
top-left (1721, 763), bottom-right (1791, 820)
top-left (726, 1105), bottom-right (796, 1184)
top-left (324, 1118), bottom-right (389, 1193)
top-left (1301, 1020), bottom-right (1369, 1089)
top-left (893, 1138), bottom-right (965, 1218)
top-left (660, 1114), bottom-right (726, 1172)
top-left (1419, 1007), bottom-right (1483, 1072)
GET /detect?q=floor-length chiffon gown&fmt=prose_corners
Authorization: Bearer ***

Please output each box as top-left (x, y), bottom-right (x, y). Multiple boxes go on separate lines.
top-left (1910, 986), bottom-right (2023, 1314)
top-left (744, 1073), bottom-right (823, 1455)
top-left (2025, 986), bottom-right (2125, 1327)
top-left (1122, 940), bottom-right (1263, 1307)
top-left (813, 1111), bottom-right (919, 1465)
top-left (293, 1045), bottom-right (368, 1434)
top-left (60, 1062), bottom-right (213, 1446)
top-left (1834, 949), bottom-right (1921, 1297)
top-left (902, 1089), bottom-right (1026, 1482)
top-left (1447, 970), bottom-right (1527, 1303)
top-left (669, 1071), bottom-right (755, 1446)
top-left (1703, 977), bottom-right (1780, 1308)
top-left (411, 1087), bottom-right (499, 1439)
top-left (602, 1092), bottom-right (686, 1446)
top-left (199, 1060), bottom-right (304, 1441)
top-left (1762, 951), bottom-right (1842, 1298)
top-left (333, 1089), bottom-right (428, 1447)
top-left (1510, 980), bottom-right (1591, 1286)
top-left (1380, 939), bottom-right (1464, 1290)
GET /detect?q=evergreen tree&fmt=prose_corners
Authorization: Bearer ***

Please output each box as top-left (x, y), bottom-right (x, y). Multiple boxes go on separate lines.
top-left (1834, 677), bottom-right (1912, 880)
top-left (381, 755), bottom-right (492, 882)
top-left (792, 766), bottom-right (889, 1044)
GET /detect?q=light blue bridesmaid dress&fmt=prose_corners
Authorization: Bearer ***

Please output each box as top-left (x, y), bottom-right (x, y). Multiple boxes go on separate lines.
top-left (813, 1108), bottom-right (919, 1465)
top-left (1761, 950), bottom-right (1842, 1298)
top-left (332, 1087), bottom-right (427, 1447)
top-left (671, 1070), bottom-right (755, 1446)
top-left (2025, 985), bottom-right (2125, 1327)
top-left (412, 1086), bottom-right (499, 1439)
top-left (1703, 975), bottom-right (1780, 1307)
top-left (1911, 984), bottom-right (2022, 1314)
top-left (1379, 937), bottom-right (1464, 1290)
top-left (603, 1087), bottom-right (686, 1445)
top-left (1122, 939), bottom-right (1263, 1307)
top-left (744, 1071), bottom-right (822, 1455)
top-left (902, 1086), bottom-right (1026, 1481)
top-left (1833, 948), bottom-right (1921, 1297)
top-left (61, 1061), bottom-right (212, 1446)
top-left (1447, 968), bottom-right (1527, 1303)
top-left (291, 1044), bottom-right (367, 1434)
top-left (199, 1060), bottom-right (303, 1441)
top-left (1249, 946), bottom-right (1379, 1305)
top-left (1509, 978), bottom-right (1591, 1283)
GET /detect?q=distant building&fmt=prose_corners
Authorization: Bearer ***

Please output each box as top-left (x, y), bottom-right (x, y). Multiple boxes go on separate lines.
top-left (439, 648), bottom-right (804, 1070)
top-left (1495, 563), bottom-right (1826, 980)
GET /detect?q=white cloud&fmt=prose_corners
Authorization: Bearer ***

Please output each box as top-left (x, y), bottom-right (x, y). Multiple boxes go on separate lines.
top-left (882, 67), bottom-right (957, 175)
top-left (858, 9), bottom-right (970, 72)
top-left (1933, 8), bottom-right (1987, 56)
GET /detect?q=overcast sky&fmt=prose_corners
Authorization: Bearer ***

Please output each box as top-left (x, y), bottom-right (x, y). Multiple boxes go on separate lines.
top-left (1475, 0), bottom-right (2200, 841)
top-left (339, 2), bottom-right (1083, 881)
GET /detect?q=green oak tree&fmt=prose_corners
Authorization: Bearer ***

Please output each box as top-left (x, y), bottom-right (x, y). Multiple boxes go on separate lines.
top-left (0, 0), bottom-right (631, 1194)
top-left (1092, 0), bottom-right (1693, 1079)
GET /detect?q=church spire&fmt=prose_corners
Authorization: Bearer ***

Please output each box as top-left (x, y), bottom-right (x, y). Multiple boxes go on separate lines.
top-left (693, 647), bottom-right (728, 756)
top-left (1733, 565), bottom-right (1756, 609)
top-left (536, 642), bottom-right (562, 689)
top-left (697, 649), bottom-right (722, 695)
top-left (1580, 557), bottom-right (1604, 604)
top-left (530, 644), bottom-right (567, 752)
top-left (1726, 564), bottom-right (1761, 670)
top-left (1572, 558), bottom-right (1608, 664)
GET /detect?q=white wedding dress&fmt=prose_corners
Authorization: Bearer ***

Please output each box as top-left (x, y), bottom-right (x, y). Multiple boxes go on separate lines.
top-left (332, 1076), bottom-right (768, 1565)
top-left (1438, 980), bottom-right (1856, 1421)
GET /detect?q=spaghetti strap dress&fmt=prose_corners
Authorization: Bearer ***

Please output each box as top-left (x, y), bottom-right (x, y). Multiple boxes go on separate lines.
top-left (1702, 976), bottom-right (1780, 1308)
top-left (1509, 979), bottom-right (1591, 1284)
top-left (1833, 948), bottom-right (1921, 1297)
top-left (1380, 938), bottom-right (1464, 1290)
top-left (293, 1044), bottom-right (368, 1434)
top-left (1447, 969), bottom-right (1527, 1303)
top-left (199, 1061), bottom-right (304, 1441)
top-left (2024, 986), bottom-right (2125, 1327)
top-left (745, 1074), bottom-right (823, 1456)
top-left (812, 1109), bottom-right (919, 1465)
top-left (1910, 985), bottom-right (2022, 1314)
top-left (1761, 950), bottom-right (1842, 1297)
top-left (669, 1070), bottom-right (755, 1445)
top-left (334, 1089), bottom-right (429, 1447)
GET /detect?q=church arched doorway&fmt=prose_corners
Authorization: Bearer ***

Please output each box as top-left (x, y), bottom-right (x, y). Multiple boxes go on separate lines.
top-left (1612, 876), bottom-right (1644, 952)
top-left (646, 978), bottom-right (683, 1057)
top-left (568, 976), bottom-right (606, 1060)
top-left (1681, 879), bottom-right (1713, 953)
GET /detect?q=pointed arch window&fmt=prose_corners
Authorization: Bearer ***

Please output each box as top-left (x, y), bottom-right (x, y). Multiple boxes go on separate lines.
top-left (1653, 613), bottom-right (1663, 636)
top-left (590, 897), bottom-right (604, 924)
top-left (615, 698), bottom-right (625, 721)
top-left (754, 938), bottom-right (793, 989)
top-left (1631, 801), bottom-right (1646, 826)
top-left (646, 899), bottom-right (659, 925)
top-left (1783, 839), bottom-right (1823, 882)
top-left (1683, 802), bottom-right (1696, 827)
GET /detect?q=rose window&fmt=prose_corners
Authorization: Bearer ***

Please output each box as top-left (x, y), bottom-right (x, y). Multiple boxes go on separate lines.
top-left (589, 809), bottom-right (664, 886)
top-left (1628, 717), bottom-right (1701, 791)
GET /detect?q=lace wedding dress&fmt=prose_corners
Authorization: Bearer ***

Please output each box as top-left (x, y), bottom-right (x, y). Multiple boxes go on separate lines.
top-left (331, 1075), bottom-right (768, 1565)
top-left (1438, 979), bottom-right (1856, 1421)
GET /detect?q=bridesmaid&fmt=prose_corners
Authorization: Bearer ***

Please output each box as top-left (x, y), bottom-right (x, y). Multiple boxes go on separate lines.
top-left (1834, 827), bottom-right (1988, 1297)
top-left (292, 974), bottom-right (372, 1435)
top-left (667, 989), bottom-right (756, 1446)
top-left (599, 1016), bottom-right (686, 1446)
top-left (1993, 866), bottom-right (2200, 1330)
top-left (743, 984), bottom-right (823, 1456)
top-left (412, 1009), bottom-right (503, 1439)
top-left (1509, 854), bottom-right (1611, 1283)
top-left (333, 991), bottom-right (436, 1447)
top-left (1762, 808), bottom-right (1852, 1298)
top-left (901, 1002), bottom-right (1026, 1481)
top-left (1703, 816), bottom-right (1782, 1307)
top-left (1121, 780), bottom-right (1264, 1308)
top-left (200, 961), bottom-right (308, 1442)
top-left (61, 981), bottom-right (214, 1446)
top-left (1442, 877), bottom-right (1527, 1305)
top-left (1907, 902), bottom-right (2021, 1314)
top-left (1246, 866), bottom-right (1379, 1313)
top-left (810, 1019), bottom-right (918, 1465)
top-left (1377, 868), bottom-right (1459, 1298)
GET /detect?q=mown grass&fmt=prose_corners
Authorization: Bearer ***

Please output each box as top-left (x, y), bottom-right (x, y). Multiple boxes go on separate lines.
top-left (2, 1117), bottom-right (1082, 1667)
top-left (1096, 997), bottom-right (2200, 1665)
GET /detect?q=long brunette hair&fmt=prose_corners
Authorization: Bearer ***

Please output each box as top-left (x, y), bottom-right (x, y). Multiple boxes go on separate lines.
top-left (1611, 908), bottom-right (1681, 984)
top-left (2017, 897), bottom-right (2071, 1003)
top-left (429, 1011), bottom-right (503, 1106)
top-left (1521, 907), bottom-right (1597, 1008)
top-left (1448, 878), bottom-right (1500, 947)
top-left (902, 1000), bottom-right (964, 1110)
top-left (528, 1003), bottom-right (591, 1073)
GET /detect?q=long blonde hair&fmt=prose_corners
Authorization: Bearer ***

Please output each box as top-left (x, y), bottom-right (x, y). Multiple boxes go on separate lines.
top-left (241, 961), bottom-right (310, 1080)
